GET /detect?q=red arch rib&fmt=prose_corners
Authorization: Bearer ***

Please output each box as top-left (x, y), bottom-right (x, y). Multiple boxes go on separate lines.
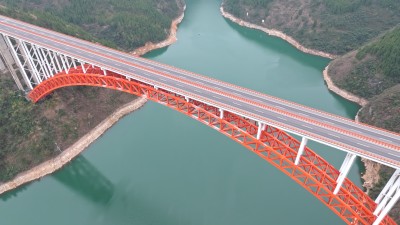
top-left (28, 68), bottom-right (395, 225)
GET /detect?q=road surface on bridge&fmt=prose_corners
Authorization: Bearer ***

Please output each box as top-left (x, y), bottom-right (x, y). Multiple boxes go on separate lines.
top-left (0, 15), bottom-right (399, 168)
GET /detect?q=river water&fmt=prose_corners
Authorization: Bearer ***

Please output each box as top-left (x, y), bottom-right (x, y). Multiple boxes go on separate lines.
top-left (1, 0), bottom-right (362, 224)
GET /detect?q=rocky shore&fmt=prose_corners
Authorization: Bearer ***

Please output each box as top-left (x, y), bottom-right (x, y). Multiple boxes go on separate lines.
top-left (0, 96), bottom-right (147, 195)
top-left (220, 6), bottom-right (337, 59)
top-left (132, 5), bottom-right (185, 56)
top-left (323, 65), bottom-right (369, 107)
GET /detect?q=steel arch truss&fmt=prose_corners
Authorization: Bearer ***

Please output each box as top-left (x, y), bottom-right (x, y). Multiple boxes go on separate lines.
top-left (28, 68), bottom-right (396, 225)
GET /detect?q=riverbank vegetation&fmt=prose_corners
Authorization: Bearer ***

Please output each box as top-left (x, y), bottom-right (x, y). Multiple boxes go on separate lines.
top-left (0, 71), bottom-right (136, 182)
top-left (329, 29), bottom-right (400, 220)
top-left (222, 0), bottom-right (400, 55)
top-left (329, 27), bottom-right (400, 123)
top-left (0, 0), bottom-right (183, 182)
top-left (0, 0), bottom-right (184, 51)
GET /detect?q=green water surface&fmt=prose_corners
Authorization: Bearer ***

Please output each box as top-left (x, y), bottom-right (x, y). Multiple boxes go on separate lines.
top-left (1, 0), bottom-right (361, 224)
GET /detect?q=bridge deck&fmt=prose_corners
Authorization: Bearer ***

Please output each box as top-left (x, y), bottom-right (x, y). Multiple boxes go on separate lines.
top-left (0, 15), bottom-right (399, 168)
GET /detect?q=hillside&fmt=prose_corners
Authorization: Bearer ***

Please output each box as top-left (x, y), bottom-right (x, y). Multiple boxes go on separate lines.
top-left (222, 0), bottom-right (400, 55)
top-left (328, 26), bottom-right (400, 118)
top-left (0, 0), bottom-right (184, 182)
top-left (330, 26), bottom-right (400, 207)
top-left (0, 0), bottom-right (184, 51)
top-left (328, 25), bottom-right (400, 224)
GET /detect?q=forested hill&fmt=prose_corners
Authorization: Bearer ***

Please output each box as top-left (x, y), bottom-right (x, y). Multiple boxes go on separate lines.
top-left (330, 27), bottom-right (400, 131)
top-left (0, 0), bottom-right (183, 182)
top-left (222, 0), bottom-right (400, 55)
top-left (0, 0), bottom-right (184, 51)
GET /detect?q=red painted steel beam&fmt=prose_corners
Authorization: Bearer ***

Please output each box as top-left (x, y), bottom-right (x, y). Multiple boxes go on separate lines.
top-left (28, 70), bottom-right (396, 225)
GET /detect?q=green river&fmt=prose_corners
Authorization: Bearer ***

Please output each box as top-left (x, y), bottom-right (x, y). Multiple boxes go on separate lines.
top-left (1, 0), bottom-right (362, 224)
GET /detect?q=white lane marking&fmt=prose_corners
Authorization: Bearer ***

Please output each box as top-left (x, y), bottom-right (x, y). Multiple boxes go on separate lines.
top-left (324, 120), bottom-right (335, 125)
top-left (176, 83), bottom-right (184, 87)
top-left (301, 124), bottom-right (314, 130)
top-left (330, 134), bottom-right (341, 139)
top-left (212, 95), bottom-right (222, 100)
top-left (277, 116), bottom-right (287, 121)
top-left (387, 152), bottom-right (400, 158)
top-left (357, 142), bottom-right (369, 148)
top-left (298, 112), bottom-right (309, 117)
top-left (159, 77), bottom-right (167, 81)
top-left (379, 137), bottom-right (393, 143)
top-left (232, 102), bottom-right (242, 106)
top-left (255, 109), bottom-right (264, 113)
top-left (194, 89), bottom-right (202, 93)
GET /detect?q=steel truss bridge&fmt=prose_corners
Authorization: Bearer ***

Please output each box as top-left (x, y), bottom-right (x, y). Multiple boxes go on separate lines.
top-left (0, 15), bottom-right (399, 225)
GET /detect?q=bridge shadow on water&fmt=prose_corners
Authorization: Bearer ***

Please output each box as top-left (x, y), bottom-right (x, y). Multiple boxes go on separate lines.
top-left (1, 156), bottom-right (115, 205)
top-left (52, 156), bottom-right (115, 205)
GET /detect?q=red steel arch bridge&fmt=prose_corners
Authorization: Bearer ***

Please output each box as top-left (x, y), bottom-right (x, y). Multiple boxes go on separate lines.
top-left (0, 15), bottom-right (399, 225)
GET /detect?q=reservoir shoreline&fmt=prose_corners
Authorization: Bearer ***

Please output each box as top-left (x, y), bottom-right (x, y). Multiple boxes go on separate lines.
top-left (0, 8), bottom-right (185, 195)
top-left (220, 5), bottom-right (377, 191)
top-left (220, 6), bottom-right (337, 59)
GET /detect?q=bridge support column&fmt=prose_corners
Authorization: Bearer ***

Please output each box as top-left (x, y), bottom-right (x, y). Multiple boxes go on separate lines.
top-left (333, 153), bottom-right (356, 194)
top-left (219, 109), bottom-right (224, 119)
top-left (80, 61), bottom-right (87, 73)
top-left (373, 169), bottom-right (400, 225)
top-left (18, 40), bottom-right (42, 84)
top-left (72, 58), bottom-right (77, 69)
top-left (4, 36), bottom-right (33, 90)
top-left (295, 137), bottom-right (308, 165)
top-left (48, 50), bottom-right (60, 74)
top-left (0, 35), bottom-right (24, 91)
top-left (32, 45), bottom-right (51, 79)
top-left (256, 122), bottom-right (266, 140)
top-left (51, 52), bottom-right (62, 73)
top-left (38, 48), bottom-right (54, 76)
top-left (59, 55), bottom-right (69, 74)
top-left (185, 97), bottom-right (189, 102)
